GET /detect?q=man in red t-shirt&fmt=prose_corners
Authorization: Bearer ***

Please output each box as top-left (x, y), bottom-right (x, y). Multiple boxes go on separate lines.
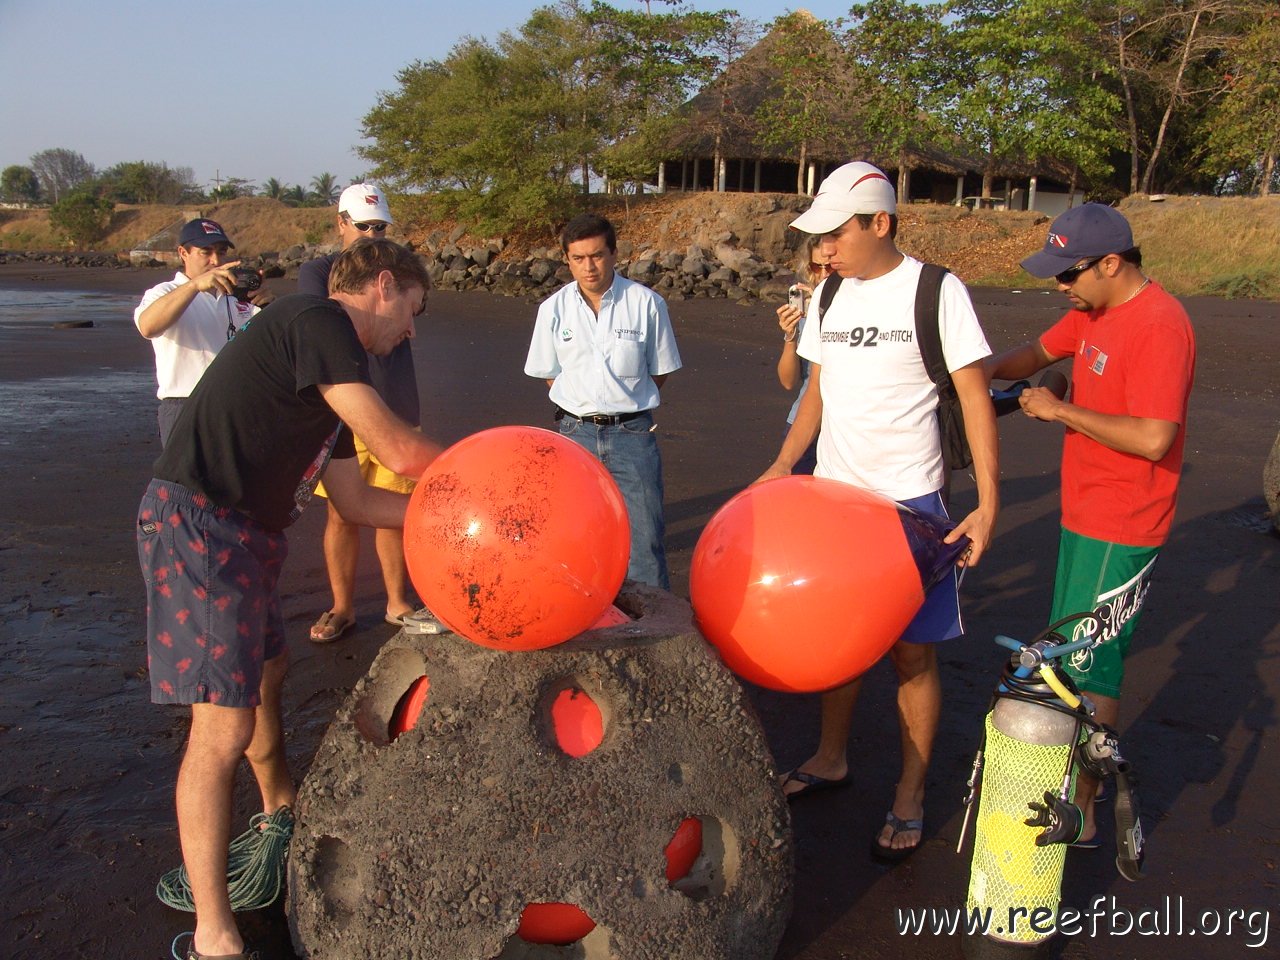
top-left (986, 203), bottom-right (1195, 846)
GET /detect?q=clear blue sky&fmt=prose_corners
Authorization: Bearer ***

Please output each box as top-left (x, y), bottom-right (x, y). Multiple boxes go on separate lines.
top-left (0, 1), bottom-right (879, 195)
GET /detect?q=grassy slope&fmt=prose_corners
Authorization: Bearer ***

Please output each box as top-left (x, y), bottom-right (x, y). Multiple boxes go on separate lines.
top-left (1, 193), bottom-right (1275, 299)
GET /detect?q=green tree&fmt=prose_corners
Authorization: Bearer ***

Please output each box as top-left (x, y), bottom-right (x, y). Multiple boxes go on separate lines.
top-left (98, 161), bottom-right (196, 204)
top-left (1, 165), bottom-right (41, 203)
top-left (940, 0), bottom-right (1121, 202)
top-left (48, 190), bottom-right (114, 248)
top-left (755, 12), bottom-right (848, 194)
top-left (1088, 0), bottom-right (1254, 194)
top-left (282, 184), bottom-right (308, 206)
top-left (362, 18), bottom-right (586, 230)
top-left (29, 148), bottom-right (95, 203)
top-left (262, 177), bottom-right (288, 201)
top-left (209, 177), bottom-right (254, 201)
top-left (1199, 10), bottom-right (1280, 195)
top-left (844, 0), bottom-right (949, 199)
top-left (309, 172), bottom-right (341, 205)
top-left (361, 1), bottom-right (735, 231)
top-left (670, 11), bottom-right (761, 194)
top-left (588, 1), bottom-right (737, 194)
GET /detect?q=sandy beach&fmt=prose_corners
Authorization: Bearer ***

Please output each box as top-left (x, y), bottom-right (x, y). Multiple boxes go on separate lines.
top-left (1, 260), bottom-right (1277, 960)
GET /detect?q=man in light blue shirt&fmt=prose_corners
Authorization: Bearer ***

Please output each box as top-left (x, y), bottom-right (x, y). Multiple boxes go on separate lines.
top-left (525, 213), bottom-right (682, 589)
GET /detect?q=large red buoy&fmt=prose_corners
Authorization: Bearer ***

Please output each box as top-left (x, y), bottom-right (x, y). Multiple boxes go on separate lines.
top-left (690, 476), bottom-right (966, 693)
top-left (404, 427), bottom-right (629, 650)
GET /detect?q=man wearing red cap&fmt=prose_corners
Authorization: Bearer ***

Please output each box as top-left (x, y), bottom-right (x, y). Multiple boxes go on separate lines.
top-left (986, 203), bottom-right (1195, 847)
top-left (759, 161), bottom-right (999, 861)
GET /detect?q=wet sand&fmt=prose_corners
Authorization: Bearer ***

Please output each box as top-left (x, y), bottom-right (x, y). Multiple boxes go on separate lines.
top-left (1, 261), bottom-right (1278, 959)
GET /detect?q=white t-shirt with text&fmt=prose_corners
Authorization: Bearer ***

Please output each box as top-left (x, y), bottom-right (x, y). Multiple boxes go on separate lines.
top-left (797, 255), bottom-right (990, 501)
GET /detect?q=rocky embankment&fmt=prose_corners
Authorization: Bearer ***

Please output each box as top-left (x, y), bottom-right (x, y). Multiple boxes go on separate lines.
top-left (411, 225), bottom-right (795, 301)
top-left (1, 238), bottom-right (797, 302)
top-left (0, 250), bottom-right (136, 270)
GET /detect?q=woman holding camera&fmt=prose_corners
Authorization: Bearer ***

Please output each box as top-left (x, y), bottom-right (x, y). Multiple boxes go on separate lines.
top-left (774, 236), bottom-right (833, 475)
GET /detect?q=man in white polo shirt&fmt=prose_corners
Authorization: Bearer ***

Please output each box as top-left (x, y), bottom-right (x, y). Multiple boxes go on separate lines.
top-left (524, 213), bottom-right (682, 589)
top-left (758, 162), bottom-right (999, 861)
top-left (134, 218), bottom-right (271, 446)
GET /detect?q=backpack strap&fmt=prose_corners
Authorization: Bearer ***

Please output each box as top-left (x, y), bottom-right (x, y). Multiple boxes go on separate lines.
top-left (914, 263), bottom-right (951, 391)
top-left (816, 273), bottom-right (843, 327)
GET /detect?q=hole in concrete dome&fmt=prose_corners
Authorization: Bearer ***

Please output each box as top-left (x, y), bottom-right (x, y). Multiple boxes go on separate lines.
top-left (664, 816), bottom-right (702, 883)
top-left (612, 594), bottom-right (643, 620)
top-left (666, 762), bottom-right (689, 785)
top-left (314, 835), bottom-right (366, 926)
top-left (588, 604), bottom-right (631, 629)
top-left (496, 914), bottom-right (613, 959)
top-left (668, 816), bottom-right (737, 902)
top-left (388, 675), bottom-right (430, 741)
top-left (515, 902), bottom-right (597, 945)
top-left (540, 679), bottom-right (610, 758)
top-left (352, 646), bottom-right (428, 746)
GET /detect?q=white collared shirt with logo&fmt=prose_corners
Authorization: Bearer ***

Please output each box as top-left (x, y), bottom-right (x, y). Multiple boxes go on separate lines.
top-left (524, 273), bottom-right (682, 415)
top-left (797, 255), bottom-right (990, 501)
top-left (134, 272), bottom-right (258, 399)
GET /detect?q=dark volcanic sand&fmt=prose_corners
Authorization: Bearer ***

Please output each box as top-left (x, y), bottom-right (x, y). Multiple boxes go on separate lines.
top-left (1, 262), bottom-right (1277, 960)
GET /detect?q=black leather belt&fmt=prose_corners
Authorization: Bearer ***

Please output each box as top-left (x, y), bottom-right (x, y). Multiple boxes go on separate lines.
top-left (554, 406), bottom-right (645, 426)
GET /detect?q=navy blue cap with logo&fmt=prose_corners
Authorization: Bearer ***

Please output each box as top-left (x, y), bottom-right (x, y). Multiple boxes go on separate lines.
top-left (1021, 203), bottom-right (1134, 279)
top-left (178, 218), bottom-right (235, 249)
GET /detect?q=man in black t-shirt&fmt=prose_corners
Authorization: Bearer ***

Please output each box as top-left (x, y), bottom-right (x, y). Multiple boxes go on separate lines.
top-left (138, 238), bottom-right (440, 960)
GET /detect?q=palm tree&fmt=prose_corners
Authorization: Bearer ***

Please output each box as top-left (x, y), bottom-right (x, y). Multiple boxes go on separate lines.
top-left (309, 172), bottom-right (341, 206)
top-left (282, 185), bottom-right (307, 207)
top-left (262, 177), bottom-right (287, 201)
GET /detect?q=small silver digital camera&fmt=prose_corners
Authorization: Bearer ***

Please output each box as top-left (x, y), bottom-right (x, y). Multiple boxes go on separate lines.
top-left (787, 284), bottom-right (805, 312)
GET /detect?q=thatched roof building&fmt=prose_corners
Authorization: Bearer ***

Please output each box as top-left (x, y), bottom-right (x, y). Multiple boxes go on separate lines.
top-left (648, 10), bottom-right (1080, 213)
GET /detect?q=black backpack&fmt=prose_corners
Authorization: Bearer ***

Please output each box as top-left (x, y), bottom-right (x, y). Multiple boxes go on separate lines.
top-left (816, 263), bottom-right (972, 470)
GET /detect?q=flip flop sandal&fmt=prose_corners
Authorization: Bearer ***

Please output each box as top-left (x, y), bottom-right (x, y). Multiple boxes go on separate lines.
top-left (780, 767), bottom-right (852, 802)
top-left (170, 931), bottom-right (258, 960)
top-left (386, 607), bottom-right (443, 635)
top-left (309, 611), bottom-right (355, 643)
top-left (870, 811), bottom-right (924, 862)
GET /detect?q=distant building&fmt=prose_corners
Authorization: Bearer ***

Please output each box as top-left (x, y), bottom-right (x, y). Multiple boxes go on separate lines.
top-left (646, 11), bottom-right (1081, 215)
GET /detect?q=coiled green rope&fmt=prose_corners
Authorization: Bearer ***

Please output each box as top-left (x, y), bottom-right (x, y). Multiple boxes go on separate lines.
top-left (157, 806), bottom-right (294, 913)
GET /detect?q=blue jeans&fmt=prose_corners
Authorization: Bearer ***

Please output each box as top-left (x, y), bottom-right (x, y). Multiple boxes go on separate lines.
top-left (557, 410), bottom-right (670, 590)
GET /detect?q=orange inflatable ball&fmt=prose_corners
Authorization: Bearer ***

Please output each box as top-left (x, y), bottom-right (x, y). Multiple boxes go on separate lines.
top-left (404, 426), bottom-right (629, 651)
top-left (689, 476), bottom-right (967, 693)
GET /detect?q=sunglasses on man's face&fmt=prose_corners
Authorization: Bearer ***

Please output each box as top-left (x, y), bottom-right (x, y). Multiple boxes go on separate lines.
top-left (1055, 256), bottom-right (1104, 285)
top-left (350, 221), bottom-right (388, 233)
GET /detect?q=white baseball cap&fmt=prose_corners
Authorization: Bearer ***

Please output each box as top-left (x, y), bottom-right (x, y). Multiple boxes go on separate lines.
top-left (789, 162), bottom-right (897, 234)
top-left (338, 184), bottom-right (394, 225)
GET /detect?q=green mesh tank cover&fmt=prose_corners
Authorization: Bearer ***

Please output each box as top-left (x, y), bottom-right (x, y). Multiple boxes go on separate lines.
top-left (966, 714), bottom-right (1073, 944)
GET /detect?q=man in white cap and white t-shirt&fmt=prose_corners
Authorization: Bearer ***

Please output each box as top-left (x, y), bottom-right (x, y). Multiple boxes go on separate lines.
top-left (299, 184), bottom-right (441, 642)
top-left (757, 161), bottom-right (999, 861)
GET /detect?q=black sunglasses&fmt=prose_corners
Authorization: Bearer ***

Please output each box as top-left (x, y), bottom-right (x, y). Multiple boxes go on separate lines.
top-left (1055, 256), bottom-right (1104, 285)
top-left (351, 221), bottom-right (388, 233)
